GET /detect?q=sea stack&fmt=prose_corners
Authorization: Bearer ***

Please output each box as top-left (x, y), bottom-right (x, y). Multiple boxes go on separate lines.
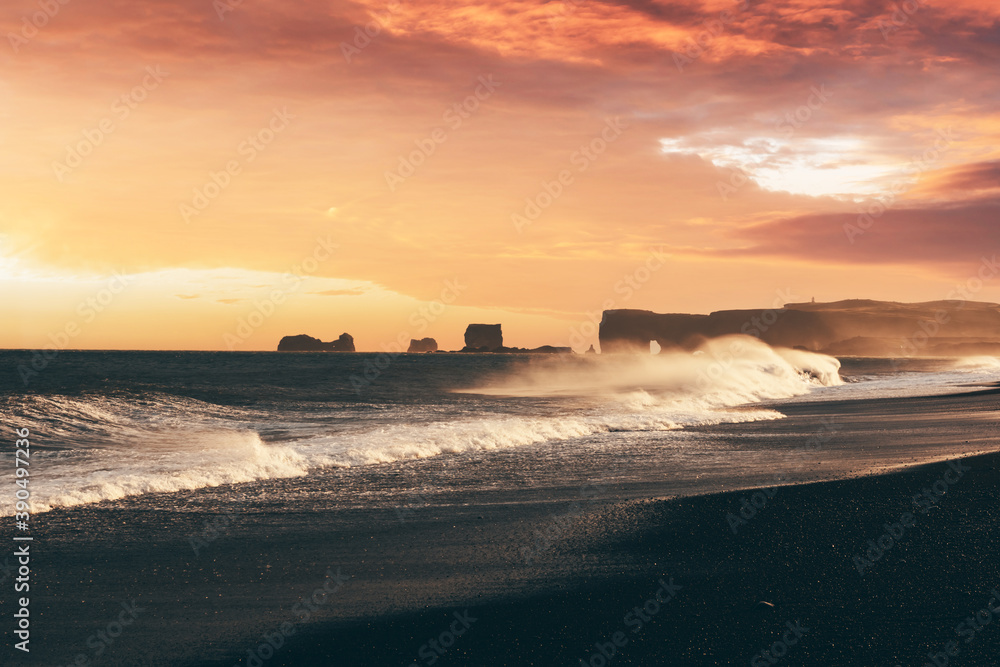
top-left (407, 337), bottom-right (438, 353)
top-left (462, 324), bottom-right (503, 352)
top-left (277, 333), bottom-right (355, 351)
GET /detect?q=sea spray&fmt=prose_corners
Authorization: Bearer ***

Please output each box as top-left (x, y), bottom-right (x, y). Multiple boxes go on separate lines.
top-left (462, 335), bottom-right (842, 403)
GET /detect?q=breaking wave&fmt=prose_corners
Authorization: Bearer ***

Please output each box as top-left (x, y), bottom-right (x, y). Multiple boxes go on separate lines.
top-left (0, 336), bottom-right (842, 514)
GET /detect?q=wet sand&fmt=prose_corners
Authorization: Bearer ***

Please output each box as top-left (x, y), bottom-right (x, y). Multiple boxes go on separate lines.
top-left (5, 387), bottom-right (1000, 666)
top-left (211, 451), bottom-right (1000, 666)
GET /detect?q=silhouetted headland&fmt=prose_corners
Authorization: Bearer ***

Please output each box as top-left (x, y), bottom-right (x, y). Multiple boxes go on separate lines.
top-left (277, 333), bottom-right (355, 351)
top-left (600, 299), bottom-right (1000, 355)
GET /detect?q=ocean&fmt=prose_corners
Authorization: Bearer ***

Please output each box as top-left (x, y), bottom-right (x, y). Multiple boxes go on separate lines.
top-left (3, 338), bottom-right (998, 520)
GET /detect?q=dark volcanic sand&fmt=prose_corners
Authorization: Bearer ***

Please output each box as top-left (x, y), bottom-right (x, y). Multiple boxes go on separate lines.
top-left (5, 389), bottom-right (1000, 666)
top-left (212, 452), bottom-right (1000, 667)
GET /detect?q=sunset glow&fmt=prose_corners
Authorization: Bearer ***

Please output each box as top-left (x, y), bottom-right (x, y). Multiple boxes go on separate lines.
top-left (3, 0), bottom-right (999, 351)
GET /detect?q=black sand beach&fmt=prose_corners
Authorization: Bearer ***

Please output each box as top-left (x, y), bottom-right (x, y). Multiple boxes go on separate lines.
top-left (7, 387), bottom-right (1000, 666)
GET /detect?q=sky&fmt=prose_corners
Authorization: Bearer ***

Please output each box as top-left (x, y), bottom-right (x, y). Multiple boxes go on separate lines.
top-left (2, 0), bottom-right (999, 351)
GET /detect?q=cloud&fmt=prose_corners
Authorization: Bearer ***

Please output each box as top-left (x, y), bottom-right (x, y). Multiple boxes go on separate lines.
top-left (728, 195), bottom-right (1000, 265)
top-left (4, 0), bottom-right (1000, 347)
top-left (310, 288), bottom-right (369, 297)
top-left (659, 129), bottom-right (904, 198)
top-left (932, 160), bottom-right (1000, 194)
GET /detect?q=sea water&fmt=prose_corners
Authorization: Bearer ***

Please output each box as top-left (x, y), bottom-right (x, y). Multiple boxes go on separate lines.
top-left (1, 339), bottom-right (997, 518)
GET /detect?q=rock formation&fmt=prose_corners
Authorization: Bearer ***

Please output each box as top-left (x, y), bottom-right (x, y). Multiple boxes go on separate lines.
top-left (462, 324), bottom-right (503, 351)
top-left (454, 323), bottom-right (573, 353)
top-left (277, 333), bottom-right (355, 352)
top-left (407, 337), bottom-right (438, 353)
top-left (599, 300), bottom-right (1000, 356)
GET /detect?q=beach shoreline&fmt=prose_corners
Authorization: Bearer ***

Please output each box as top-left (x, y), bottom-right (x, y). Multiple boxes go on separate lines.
top-left (4, 386), bottom-right (999, 666)
top-left (201, 448), bottom-right (1000, 667)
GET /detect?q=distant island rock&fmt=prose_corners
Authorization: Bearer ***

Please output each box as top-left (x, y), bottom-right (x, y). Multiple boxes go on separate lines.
top-left (599, 300), bottom-right (1000, 356)
top-left (523, 345), bottom-right (572, 354)
top-left (277, 333), bottom-right (355, 352)
top-left (456, 323), bottom-right (571, 353)
top-left (462, 324), bottom-right (503, 352)
top-left (407, 337), bottom-right (438, 353)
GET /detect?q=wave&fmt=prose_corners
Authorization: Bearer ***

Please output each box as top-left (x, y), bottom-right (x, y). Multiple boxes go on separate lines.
top-left (292, 336), bottom-right (839, 468)
top-left (289, 406), bottom-right (785, 469)
top-left (0, 393), bottom-right (305, 515)
top-left (26, 430), bottom-right (307, 514)
top-left (463, 335), bottom-right (842, 402)
top-left (0, 337), bottom-right (842, 515)
top-left (951, 356), bottom-right (1000, 371)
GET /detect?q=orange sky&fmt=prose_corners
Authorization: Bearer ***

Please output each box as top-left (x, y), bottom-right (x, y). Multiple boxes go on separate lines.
top-left (2, 0), bottom-right (999, 351)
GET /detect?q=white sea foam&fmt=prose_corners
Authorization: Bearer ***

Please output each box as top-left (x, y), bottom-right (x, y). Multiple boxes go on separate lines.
top-left (464, 336), bottom-right (842, 402)
top-left (29, 430), bottom-right (307, 514)
top-left (0, 394), bottom-right (304, 515)
top-left (290, 406), bottom-right (785, 470)
top-left (772, 356), bottom-right (1000, 405)
top-left (951, 355), bottom-right (1000, 371)
top-left (287, 337), bottom-right (840, 470)
top-left (0, 337), bottom-right (843, 515)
